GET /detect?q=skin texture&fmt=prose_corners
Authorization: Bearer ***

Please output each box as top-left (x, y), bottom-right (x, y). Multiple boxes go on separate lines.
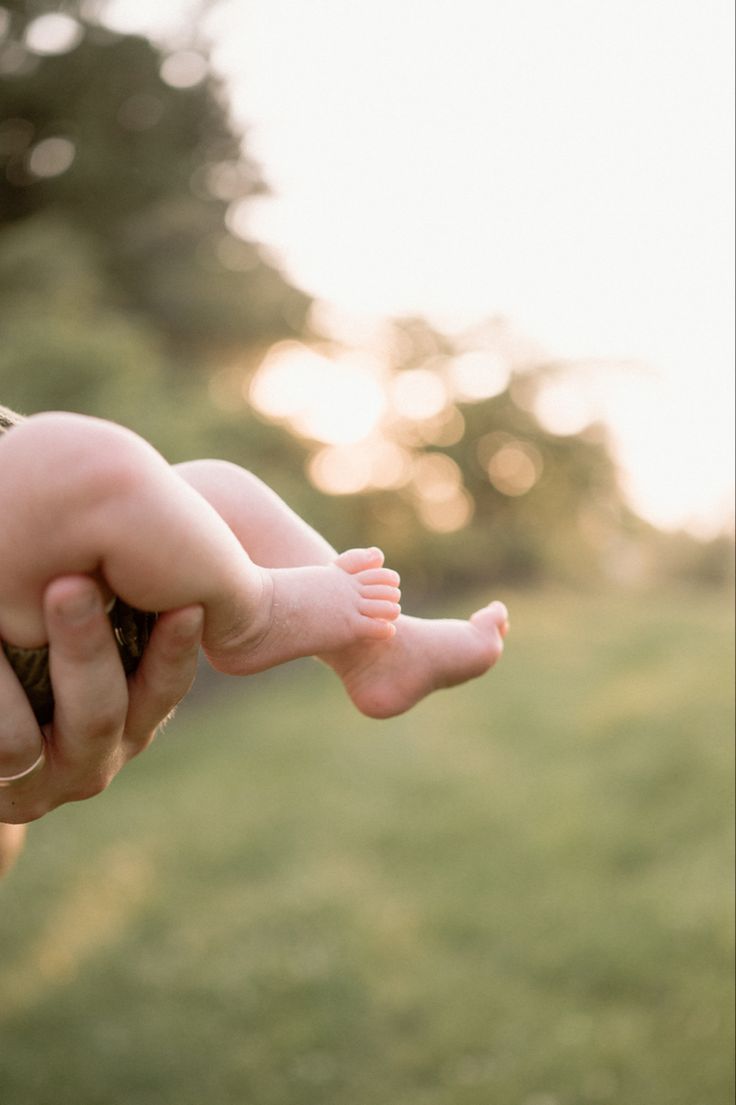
top-left (0, 414), bottom-right (509, 876)
top-left (0, 575), bottom-right (203, 832)
top-left (0, 415), bottom-right (400, 670)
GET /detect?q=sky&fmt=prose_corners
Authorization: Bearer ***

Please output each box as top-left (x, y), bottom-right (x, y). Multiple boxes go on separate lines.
top-left (101, 0), bottom-right (734, 535)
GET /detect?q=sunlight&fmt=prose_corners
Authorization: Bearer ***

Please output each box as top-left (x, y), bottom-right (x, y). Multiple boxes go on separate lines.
top-left (449, 351), bottom-right (510, 402)
top-left (412, 452), bottom-right (463, 502)
top-left (367, 440), bottom-right (415, 489)
top-left (390, 368), bottom-right (448, 421)
top-left (307, 445), bottom-right (372, 495)
top-left (414, 405), bottom-right (466, 447)
top-left (249, 343), bottom-right (385, 445)
top-left (24, 13), bottom-right (83, 55)
top-left (94, 0), bottom-right (734, 537)
top-left (534, 379), bottom-right (594, 436)
top-left (307, 437), bottom-right (414, 496)
top-left (416, 488), bottom-right (475, 533)
top-left (410, 453), bottom-right (473, 532)
top-left (248, 341), bottom-right (317, 419)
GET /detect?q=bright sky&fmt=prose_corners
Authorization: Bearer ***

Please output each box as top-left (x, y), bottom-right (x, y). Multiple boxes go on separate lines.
top-left (102, 0), bottom-right (734, 535)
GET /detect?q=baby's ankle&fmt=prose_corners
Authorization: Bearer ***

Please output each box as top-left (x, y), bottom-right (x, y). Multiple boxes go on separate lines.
top-left (204, 564), bottom-right (275, 666)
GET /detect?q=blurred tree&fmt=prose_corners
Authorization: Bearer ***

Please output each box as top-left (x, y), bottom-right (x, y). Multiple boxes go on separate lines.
top-left (1, 1), bottom-right (726, 596)
top-left (0, 0), bottom-right (313, 481)
top-left (0, 0), bottom-right (309, 370)
top-left (281, 319), bottom-right (635, 596)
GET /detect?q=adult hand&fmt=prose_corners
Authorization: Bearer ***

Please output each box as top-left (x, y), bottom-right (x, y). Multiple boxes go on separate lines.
top-left (0, 575), bottom-right (203, 825)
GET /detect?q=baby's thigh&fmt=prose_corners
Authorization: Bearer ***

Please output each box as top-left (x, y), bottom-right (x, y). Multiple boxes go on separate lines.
top-left (0, 412), bottom-right (136, 645)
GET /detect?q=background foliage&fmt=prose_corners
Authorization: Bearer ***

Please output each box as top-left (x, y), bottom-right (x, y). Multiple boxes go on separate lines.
top-left (1, 0), bottom-right (729, 597)
top-left (1, 5), bottom-right (733, 1103)
top-left (1, 588), bottom-right (733, 1105)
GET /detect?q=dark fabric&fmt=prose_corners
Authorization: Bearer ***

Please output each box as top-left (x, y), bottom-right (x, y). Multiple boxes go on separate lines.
top-left (2, 601), bottom-right (157, 726)
top-left (0, 403), bottom-right (157, 724)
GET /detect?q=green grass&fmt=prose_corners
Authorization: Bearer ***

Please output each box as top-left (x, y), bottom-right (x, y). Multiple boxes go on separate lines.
top-left (1, 587), bottom-right (733, 1105)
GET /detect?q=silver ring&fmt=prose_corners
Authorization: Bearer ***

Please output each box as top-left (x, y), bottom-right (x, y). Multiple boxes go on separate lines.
top-left (0, 738), bottom-right (46, 787)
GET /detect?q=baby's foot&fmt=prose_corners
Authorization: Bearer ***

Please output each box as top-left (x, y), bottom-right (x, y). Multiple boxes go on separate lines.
top-left (322, 601), bottom-right (509, 718)
top-left (207, 548), bottom-right (401, 675)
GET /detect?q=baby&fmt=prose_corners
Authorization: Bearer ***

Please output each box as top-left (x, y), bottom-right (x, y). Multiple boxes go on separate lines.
top-left (0, 404), bottom-right (508, 767)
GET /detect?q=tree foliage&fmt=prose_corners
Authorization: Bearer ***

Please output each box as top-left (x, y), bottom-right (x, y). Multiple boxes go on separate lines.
top-left (2, 1), bottom-right (724, 594)
top-left (1, 1), bottom-right (309, 350)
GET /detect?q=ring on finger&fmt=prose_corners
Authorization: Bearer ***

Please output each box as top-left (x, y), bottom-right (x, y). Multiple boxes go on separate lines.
top-left (0, 735), bottom-right (46, 787)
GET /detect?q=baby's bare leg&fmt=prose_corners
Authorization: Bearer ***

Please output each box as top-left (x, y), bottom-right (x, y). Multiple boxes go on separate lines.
top-left (0, 414), bottom-right (265, 650)
top-left (174, 459), bottom-right (338, 568)
top-left (176, 460), bottom-right (509, 716)
top-left (0, 414), bottom-right (399, 674)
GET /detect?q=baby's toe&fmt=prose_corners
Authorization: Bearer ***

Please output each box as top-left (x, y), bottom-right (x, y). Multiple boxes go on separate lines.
top-left (471, 600), bottom-right (509, 636)
top-left (360, 583), bottom-right (402, 602)
top-left (359, 597), bottom-right (401, 621)
top-left (358, 616), bottom-right (397, 640)
top-left (335, 547), bottom-right (385, 574)
top-left (469, 602), bottom-right (508, 664)
top-left (356, 567), bottom-right (401, 588)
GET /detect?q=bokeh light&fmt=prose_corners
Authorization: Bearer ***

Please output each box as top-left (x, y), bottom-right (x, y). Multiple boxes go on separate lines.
top-left (26, 137), bottom-right (75, 178)
top-left (307, 437), bottom-right (415, 496)
top-left (307, 445), bottom-right (372, 495)
top-left (449, 350), bottom-right (509, 401)
top-left (24, 14), bottom-right (83, 56)
top-left (205, 161), bottom-right (253, 202)
top-left (416, 488), bottom-right (475, 533)
top-left (412, 452), bottom-right (463, 502)
top-left (410, 453), bottom-right (474, 533)
top-left (160, 50), bottom-right (208, 89)
top-left (477, 433), bottom-right (544, 497)
top-left (390, 368), bottom-right (448, 421)
top-left (486, 441), bottom-right (543, 497)
top-left (249, 343), bottom-right (386, 445)
top-left (534, 378), bottom-right (594, 435)
top-left (414, 405), bottom-right (466, 447)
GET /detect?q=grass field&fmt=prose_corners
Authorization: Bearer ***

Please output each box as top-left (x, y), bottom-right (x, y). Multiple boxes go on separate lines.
top-left (1, 587), bottom-right (733, 1105)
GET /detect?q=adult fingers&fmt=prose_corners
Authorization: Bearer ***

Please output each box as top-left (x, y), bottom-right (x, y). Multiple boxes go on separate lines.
top-left (44, 575), bottom-right (130, 800)
top-left (0, 644), bottom-right (50, 822)
top-left (122, 605), bottom-right (203, 756)
top-left (1, 585), bottom-right (203, 823)
top-left (0, 572), bottom-right (125, 824)
top-left (0, 642), bottom-right (46, 779)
